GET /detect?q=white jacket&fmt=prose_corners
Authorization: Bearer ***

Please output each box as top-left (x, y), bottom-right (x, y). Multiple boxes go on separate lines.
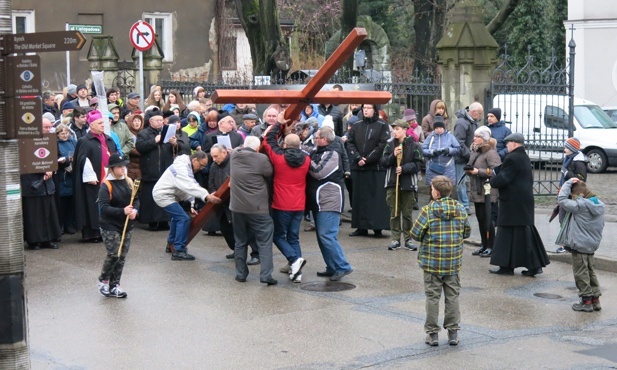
top-left (153, 155), bottom-right (209, 208)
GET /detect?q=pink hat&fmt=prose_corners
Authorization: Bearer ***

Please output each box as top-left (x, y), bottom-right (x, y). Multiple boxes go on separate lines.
top-left (87, 110), bottom-right (103, 124)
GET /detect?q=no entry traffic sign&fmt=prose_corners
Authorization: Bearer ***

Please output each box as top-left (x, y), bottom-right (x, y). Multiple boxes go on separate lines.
top-left (129, 21), bottom-right (155, 52)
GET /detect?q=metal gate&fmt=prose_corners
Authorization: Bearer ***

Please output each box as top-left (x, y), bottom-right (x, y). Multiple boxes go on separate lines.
top-left (485, 44), bottom-right (575, 196)
top-left (112, 61), bottom-right (137, 98)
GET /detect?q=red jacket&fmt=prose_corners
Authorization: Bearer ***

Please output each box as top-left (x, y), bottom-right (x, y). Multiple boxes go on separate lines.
top-left (262, 123), bottom-right (310, 211)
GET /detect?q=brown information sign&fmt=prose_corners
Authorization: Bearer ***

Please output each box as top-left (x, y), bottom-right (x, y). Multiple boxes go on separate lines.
top-left (2, 31), bottom-right (86, 55)
top-left (19, 133), bottom-right (58, 174)
top-left (4, 55), bottom-right (41, 96)
top-left (5, 97), bottom-right (42, 138)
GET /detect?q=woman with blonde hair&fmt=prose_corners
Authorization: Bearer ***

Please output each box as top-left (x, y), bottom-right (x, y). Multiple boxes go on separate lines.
top-left (422, 99), bottom-right (450, 138)
top-left (146, 87), bottom-right (165, 110)
top-left (126, 113), bottom-right (144, 180)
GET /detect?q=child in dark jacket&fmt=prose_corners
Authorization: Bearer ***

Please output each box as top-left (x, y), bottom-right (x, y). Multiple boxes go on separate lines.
top-left (97, 153), bottom-right (139, 298)
top-left (557, 178), bottom-right (604, 312)
top-left (380, 119), bottom-right (423, 251)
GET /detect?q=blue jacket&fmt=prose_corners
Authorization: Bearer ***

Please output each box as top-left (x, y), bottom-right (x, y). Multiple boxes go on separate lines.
top-left (488, 120), bottom-right (512, 160)
top-left (422, 130), bottom-right (461, 185)
top-left (57, 137), bottom-right (77, 197)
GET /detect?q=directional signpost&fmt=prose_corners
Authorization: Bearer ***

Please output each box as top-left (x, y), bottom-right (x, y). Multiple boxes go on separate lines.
top-left (129, 20), bottom-right (156, 109)
top-left (2, 31), bottom-right (86, 54)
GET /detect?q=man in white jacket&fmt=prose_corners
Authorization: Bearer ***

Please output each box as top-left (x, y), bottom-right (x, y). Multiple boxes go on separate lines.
top-left (153, 151), bottom-right (221, 260)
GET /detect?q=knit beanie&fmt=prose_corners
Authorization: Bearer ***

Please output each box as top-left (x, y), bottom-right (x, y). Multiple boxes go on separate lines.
top-left (488, 107), bottom-right (502, 121)
top-left (433, 115), bottom-right (445, 129)
top-left (474, 125), bottom-right (492, 141)
top-left (564, 137), bottom-right (580, 153)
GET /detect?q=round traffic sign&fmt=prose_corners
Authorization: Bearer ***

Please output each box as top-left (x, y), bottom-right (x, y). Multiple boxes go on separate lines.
top-left (129, 21), bottom-right (155, 52)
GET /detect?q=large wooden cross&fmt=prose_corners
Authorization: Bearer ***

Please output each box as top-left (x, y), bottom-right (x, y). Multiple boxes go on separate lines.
top-left (187, 28), bottom-right (392, 244)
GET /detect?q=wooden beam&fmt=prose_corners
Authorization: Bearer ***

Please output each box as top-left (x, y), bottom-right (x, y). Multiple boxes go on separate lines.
top-left (187, 177), bottom-right (230, 244)
top-left (211, 90), bottom-right (392, 105)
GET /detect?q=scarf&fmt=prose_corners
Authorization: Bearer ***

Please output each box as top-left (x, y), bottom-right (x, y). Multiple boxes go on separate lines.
top-left (93, 133), bottom-right (111, 181)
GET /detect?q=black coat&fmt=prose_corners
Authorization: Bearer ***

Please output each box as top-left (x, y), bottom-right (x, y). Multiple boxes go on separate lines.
top-left (379, 137), bottom-right (423, 191)
top-left (208, 155), bottom-right (231, 220)
top-left (346, 116), bottom-right (389, 171)
top-left (490, 146), bottom-right (534, 226)
top-left (73, 132), bottom-right (118, 231)
top-left (21, 173), bottom-right (55, 197)
top-left (203, 129), bottom-right (244, 154)
top-left (136, 126), bottom-right (178, 182)
top-left (98, 178), bottom-right (140, 233)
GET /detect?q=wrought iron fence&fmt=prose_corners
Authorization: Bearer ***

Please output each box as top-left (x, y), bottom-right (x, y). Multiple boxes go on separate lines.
top-left (158, 67), bottom-right (442, 123)
top-left (485, 45), bottom-right (574, 196)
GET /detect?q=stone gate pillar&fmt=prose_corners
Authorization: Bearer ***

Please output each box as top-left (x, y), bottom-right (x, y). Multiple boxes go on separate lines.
top-left (436, 0), bottom-right (499, 117)
top-left (87, 35), bottom-right (120, 90)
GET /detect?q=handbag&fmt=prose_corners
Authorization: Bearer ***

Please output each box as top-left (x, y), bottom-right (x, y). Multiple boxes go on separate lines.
top-left (555, 211), bottom-right (572, 246)
top-left (428, 161), bottom-right (446, 175)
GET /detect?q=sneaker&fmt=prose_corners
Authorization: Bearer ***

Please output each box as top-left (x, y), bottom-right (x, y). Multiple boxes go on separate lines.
top-left (555, 246), bottom-right (567, 253)
top-left (165, 242), bottom-right (174, 253)
top-left (388, 240), bottom-right (401, 250)
top-left (280, 264), bottom-right (291, 273)
top-left (171, 250), bottom-right (196, 261)
top-left (472, 247), bottom-right (486, 256)
top-left (330, 269), bottom-right (353, 281)
top-left (404, 240), bottom-right (417, 251)
top-left (425, 333), bottom-right (438, 346)
top-left (290, 257), bottom-right (306, 281)
top-left (98, 280), bottom-right (110, 297)
top-left (109, 285), bottom-right (127, 298)
top-left (447, 330), bottom-right (459, 346)
top-left (293, 273), bottom-right (302, 283)
top-left (572, 296), bottom-right (593, 312)
top-left (592, 297), bottom-right (602, 311)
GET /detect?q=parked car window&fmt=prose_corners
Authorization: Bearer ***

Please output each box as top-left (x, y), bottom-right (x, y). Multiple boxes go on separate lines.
top-left (544, 105), bottom-right (569, 130)
top-left (575, 105), bottom-right (617, 128)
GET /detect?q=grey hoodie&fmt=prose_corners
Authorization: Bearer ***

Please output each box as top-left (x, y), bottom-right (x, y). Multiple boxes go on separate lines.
top-left (557, 179), bottom-right (605, 254)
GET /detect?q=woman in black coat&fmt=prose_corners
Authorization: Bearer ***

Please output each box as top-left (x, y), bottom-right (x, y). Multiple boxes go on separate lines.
top-left (489, 133), bottom-right (549, 276)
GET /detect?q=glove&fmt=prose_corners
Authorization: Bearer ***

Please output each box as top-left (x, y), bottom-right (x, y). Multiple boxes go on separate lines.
top-left (439, 148), bottom-right (449, 156)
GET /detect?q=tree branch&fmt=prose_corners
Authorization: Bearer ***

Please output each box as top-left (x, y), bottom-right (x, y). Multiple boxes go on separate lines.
top-left (487, 0), bottom-right (522, 35)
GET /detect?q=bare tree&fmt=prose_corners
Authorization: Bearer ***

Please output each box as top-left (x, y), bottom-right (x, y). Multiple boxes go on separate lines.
top-left (235, 0), bottom-right (292, 79)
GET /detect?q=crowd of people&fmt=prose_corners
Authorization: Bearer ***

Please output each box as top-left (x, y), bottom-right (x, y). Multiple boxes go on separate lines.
top-left (26, 83), bottom-right (605, 344)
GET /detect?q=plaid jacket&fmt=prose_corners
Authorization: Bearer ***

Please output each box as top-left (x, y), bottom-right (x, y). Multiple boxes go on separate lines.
top-left (411, 197), bottom-right (471, 275)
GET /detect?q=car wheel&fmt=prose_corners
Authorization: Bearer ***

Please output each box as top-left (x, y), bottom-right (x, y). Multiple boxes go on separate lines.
top-left (586, 148), bottom-right (608, 173)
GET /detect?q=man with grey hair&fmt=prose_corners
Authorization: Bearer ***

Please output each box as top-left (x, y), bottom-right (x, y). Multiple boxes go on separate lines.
top-left (308, 126), bottom-right (353, 281)
top-left (453, 101), bottom-right (483, 212)
top-left (230, 135), bottom-right (277, 285)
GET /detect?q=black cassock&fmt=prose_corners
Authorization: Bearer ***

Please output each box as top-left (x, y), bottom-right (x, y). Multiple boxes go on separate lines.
top-left (73, 132), bottom-right (118, 238)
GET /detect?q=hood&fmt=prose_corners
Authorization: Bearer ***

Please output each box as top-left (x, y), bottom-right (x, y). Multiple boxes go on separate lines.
top-left (429, 99), bottom-right (448, 119)
top-left (490, 120), bottom-right (506, 128)
top-left (301, 104), bottom-right (320, 119)
top-left (188, 111), bottom-right (201, 125)
top-left (583, 195), bottom-right (605, 217)
top-left (472, 138), bottom-right (497, 153)
top-left (430, 197), bottom-right (465, 221)
top-left (284, 148), bottom-right (307, 168)
top-left (573, 151), bottom-right (588, 162)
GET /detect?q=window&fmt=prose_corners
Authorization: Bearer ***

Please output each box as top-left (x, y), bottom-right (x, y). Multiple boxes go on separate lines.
top-left (12, 10), bottom-right (35, 34)
top-left (544, 105), bottom-right (569, 130)
top-left (221, 36), bottom-right (237, 70)
top-left (143, 13), bottom-right (173, 62)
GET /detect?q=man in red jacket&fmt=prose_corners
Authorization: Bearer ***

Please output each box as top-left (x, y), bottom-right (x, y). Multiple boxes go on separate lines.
top-left (263, 121), bottom-right (310, 283)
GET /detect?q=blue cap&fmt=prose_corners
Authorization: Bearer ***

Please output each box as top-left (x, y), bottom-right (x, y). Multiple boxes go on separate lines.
top-left (62, 101), bottom-right (74, 111)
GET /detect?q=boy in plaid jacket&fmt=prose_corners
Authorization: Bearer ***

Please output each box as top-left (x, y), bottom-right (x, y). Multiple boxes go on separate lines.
top-left (411, 175), bottom-right (471, 347)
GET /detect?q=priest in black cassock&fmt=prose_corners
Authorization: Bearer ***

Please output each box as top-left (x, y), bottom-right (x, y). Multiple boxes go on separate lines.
top-left (73, 110), bottom-right (118, 242)
top-left (346, 103), bottom-right (391, 237)
top-left (21, 117), bottom-right (62, 249)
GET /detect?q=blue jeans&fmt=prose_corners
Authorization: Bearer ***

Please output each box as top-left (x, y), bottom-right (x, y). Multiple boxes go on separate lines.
top-left (314, 211), bottom-right (352, 274)
top-left (163, 203), bottom-right (190, 252)
top-left (455, 163), bottom-right (469, 209)
top-left (272, 209), bottom-right (303, 264)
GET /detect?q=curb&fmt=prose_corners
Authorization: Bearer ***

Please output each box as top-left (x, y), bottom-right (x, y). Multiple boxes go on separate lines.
top-left (464, 238), bottom-right (617, 274)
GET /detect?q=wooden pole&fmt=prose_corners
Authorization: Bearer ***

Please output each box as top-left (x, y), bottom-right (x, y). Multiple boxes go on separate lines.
top-left (117, 179), bottom-right (140, 257)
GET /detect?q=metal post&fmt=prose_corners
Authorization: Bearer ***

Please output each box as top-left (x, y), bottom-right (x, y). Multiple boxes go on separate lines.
top-left (0, 0), bottom-right (31, 368)
top-left (66, 22), bottom-right (70, 87)
top-left (568, 24), bottom-right (576, 138)
top-left (139, 51), bottom-right (144, 110)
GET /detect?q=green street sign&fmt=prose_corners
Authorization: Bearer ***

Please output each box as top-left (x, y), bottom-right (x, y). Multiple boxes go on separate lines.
top-left (68, 24), bottom-right (102, 34)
